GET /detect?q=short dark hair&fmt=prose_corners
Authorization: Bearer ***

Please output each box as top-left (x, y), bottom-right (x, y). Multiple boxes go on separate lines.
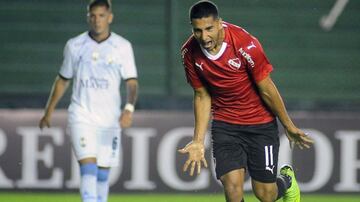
top-left (88, 0), bottom-right (111, 11)
top-left (189, 1), bottom-right (219, 21)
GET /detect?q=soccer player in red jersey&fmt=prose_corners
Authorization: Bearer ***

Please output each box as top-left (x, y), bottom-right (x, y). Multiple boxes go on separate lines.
top-left (178, 1), bottom-right (313, 202)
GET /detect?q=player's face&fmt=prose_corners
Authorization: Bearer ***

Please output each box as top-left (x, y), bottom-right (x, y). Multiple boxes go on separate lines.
top-left (87, 5), bottom-right (113, 36)
top-left (191, 16), bottom-right (223, 52)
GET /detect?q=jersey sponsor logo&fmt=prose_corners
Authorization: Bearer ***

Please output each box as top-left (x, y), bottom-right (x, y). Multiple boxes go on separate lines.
top-left (265, 145), bottom-right (275, 174)
top-left (239, 48), bottom-right (255, 68)
top-left (247, 41), bottom-right (256, 50)
top-left (80, 77), bottom-right (109, 89)
top-left (195, 62), bottom-right (204, 71)
top-left (228, 58), bottom-right (242, 70)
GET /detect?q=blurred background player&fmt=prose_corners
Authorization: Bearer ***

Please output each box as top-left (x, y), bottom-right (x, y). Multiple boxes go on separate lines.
top-left (178, 1), bottom-right (313, 202)
top-left (39, 0), bottom-right (138, 201)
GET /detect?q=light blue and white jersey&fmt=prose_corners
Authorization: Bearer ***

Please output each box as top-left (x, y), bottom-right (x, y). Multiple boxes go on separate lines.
top-left (59, 32), bottom-right (137, 128)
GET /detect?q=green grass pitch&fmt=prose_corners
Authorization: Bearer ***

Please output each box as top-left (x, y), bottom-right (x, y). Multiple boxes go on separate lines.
top-left (0, 192), bottom-right (359, 202)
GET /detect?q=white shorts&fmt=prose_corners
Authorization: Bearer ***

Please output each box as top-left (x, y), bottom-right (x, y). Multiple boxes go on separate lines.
top-left (68, 123), bottom-right (121, 167)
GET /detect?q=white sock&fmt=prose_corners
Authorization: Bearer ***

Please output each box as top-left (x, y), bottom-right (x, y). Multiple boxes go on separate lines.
top-left (80, 164), bottom-right (97, 202)
top-left (97, 180), bottom-right (109, 202)
top-left (97, 168), bottom-right (110, 202)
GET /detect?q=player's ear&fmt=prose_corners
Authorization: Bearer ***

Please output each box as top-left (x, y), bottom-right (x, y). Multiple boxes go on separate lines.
top-left (108, 12), bottom-right (114, 24)
top-left (86, 13), bottom-right (90, 24)
top-left (217, 17), bottom-right (223, 29)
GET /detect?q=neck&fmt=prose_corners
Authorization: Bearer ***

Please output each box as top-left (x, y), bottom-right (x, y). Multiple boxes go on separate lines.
top-left (89, 30), bottom-right (110, 43)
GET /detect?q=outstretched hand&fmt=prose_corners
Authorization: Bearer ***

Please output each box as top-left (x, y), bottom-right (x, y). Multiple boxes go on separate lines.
top-left (285, 127), bottom-right (314, 149)
top-left (178, 141), bottom-right (208, 176)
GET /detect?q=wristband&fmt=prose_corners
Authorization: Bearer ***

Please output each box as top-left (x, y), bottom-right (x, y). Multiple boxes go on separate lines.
top-left (124, 103), bottom-right (135, 112)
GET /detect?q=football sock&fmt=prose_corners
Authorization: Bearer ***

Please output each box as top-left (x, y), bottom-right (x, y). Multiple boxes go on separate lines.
top-left (80, 163), bottom-right (98, 202)
top-left (276, 174), bottom-right (292, 200)
top-left (97, 168), bottom-right (110, 202)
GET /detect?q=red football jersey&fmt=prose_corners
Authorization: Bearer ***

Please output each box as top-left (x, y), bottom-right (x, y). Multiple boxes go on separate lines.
top-left (181, 22), bottom-right (275, 125)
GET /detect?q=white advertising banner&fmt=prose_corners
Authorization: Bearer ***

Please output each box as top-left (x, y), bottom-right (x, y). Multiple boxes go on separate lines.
top-left (0, 109), bottom-right (359, 193)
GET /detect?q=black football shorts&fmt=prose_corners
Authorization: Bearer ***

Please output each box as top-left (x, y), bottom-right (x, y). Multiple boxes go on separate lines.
top-left (211, 120), bottom-right (279, 183)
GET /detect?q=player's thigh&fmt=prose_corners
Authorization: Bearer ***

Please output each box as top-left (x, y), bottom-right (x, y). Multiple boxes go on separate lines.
top-left (68, 123), bottom-right (98, 161)
top-left (97, 127), bottom-right (121, 168)
top-left (247, 121), bottom-right (279, 183)
top-left (211, 120), bottom-right (247, 180)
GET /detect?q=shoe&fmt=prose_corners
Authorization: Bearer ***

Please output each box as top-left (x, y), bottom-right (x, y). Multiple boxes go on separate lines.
top-left (280, 164), bottom-right (300, 202)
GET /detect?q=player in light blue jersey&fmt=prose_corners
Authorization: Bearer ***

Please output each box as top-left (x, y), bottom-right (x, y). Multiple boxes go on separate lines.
top-left (39, 1), bottom-right (138, 201)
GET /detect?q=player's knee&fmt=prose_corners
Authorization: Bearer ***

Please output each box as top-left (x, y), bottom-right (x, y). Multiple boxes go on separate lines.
top-left (225, 184), bottom-right (243, 195)
top-left (97, 168), bottom-right (110, 182)
top-left (80, 162), bottom-right (97, 176)
top-left (223, 181), bottom-right (244, 199)
top-left (253, 186), bottom-right (277, 202)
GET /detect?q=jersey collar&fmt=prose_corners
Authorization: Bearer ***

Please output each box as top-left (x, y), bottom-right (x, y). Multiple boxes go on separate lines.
top-left (200, 42), bottom-right (227, 61)
top-left (88, 31), bottom-right (112, 44)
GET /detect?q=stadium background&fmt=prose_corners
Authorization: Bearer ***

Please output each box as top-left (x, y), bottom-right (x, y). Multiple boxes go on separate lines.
top-left (0, 0), bottom-right (359, 201)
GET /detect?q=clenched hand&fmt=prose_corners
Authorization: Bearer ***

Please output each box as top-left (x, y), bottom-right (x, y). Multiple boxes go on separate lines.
top-left (120, 110), bottom-right (133, 128)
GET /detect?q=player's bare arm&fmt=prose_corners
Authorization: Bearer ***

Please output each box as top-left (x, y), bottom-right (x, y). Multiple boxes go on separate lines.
top-left (120, 78), bottom-right (138, 128)
top-left (178, 87), bottom-right (210, 176)
top-left (39, 75), bottom-right (70, 129)
top-left (257, 76), bottom-right (314, 149)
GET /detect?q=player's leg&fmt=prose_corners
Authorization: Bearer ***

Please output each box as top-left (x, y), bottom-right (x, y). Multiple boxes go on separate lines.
top-left (97, 166), bottom-right (110, 202)
top-left (79, 158), bottom-right (98, 202)
top-left (247, 121), bottom-right (286, 201)
top-left (211, 120), bottom-right (247, 202)
top-left (69, 124), bottom-right (98, 202)
top-left (220, 169), bottom-right (246, 202)
top-left (96, 127), bottom-right (121, 202)
top-left (251, 180), bottom-right (277, 202)
top-left (252, 174), bottom-right (292, 201)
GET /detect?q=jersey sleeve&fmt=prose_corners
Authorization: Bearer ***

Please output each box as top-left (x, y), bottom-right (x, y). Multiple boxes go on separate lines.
top-left (242, 37), bottom-right (273, 83)
top-left (120, 42), bottom-right (138, 80)
top-left (59, 41), bottom-right (75, 79)
top-left (182, 47), bottom-right (203, 89)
